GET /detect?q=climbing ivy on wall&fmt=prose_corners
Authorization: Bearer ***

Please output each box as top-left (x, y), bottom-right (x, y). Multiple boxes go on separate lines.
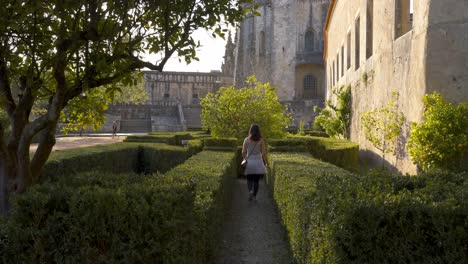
top-left (361, 92), bottom-right (403, 167)
top-left (314, 85), bottom-right (351, 139)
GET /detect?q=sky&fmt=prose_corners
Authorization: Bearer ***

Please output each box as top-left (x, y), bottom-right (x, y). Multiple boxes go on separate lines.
top-left (143, 28), bottom-right (230, 73)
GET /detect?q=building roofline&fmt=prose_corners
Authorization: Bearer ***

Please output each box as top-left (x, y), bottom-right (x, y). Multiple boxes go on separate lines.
top-left (323, 0), bottom-right (337, 60)
top-left (142, 70), bottom-right (223, 75)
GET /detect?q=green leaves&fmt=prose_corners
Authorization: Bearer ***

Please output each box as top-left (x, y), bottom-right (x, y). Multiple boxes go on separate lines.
top-left (314, 85), bottom-right (351, 139)
top-left (407, 92), bottom-right (467, 172)
top-left (0, 0), bottom-right (252, 141)
top-left (361, 92), bottom-right (403, 164)
top-left (200, 75), bottom-right (291, 139)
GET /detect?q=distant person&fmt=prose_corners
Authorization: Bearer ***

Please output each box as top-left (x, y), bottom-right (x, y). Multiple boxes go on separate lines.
top-left (242, 124), bottom-right (269, 202)
top-left (112, 121), bottom-right (118, 139)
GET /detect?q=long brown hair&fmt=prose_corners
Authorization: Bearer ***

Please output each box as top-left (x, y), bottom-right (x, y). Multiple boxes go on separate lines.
top-left (248, 124), bottom-right (262, 141)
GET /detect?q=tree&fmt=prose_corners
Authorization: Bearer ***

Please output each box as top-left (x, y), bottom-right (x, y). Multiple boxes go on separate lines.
top-left (361, 92), bottom-right (403, 168)
top-left (406, 92), bottom-right (467, 172)
top-left (60, 73), bottom-right (148, 134)
top-left (314, 85), bottom-right (351, 139)
top-left (201, 76), bottom-right (291, 139)
top-left (0, 0), bottom-right (253, 214)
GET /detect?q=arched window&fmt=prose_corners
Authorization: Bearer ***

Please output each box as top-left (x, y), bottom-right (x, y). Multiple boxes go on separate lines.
top-left (192, 86), bottom-right (198, 98)
top-left (303, 75), bottom-right (317, 99)
top-left (305, 29), bottom-right (314, 52)
top-left (259, 31), bottom-right (265, 56)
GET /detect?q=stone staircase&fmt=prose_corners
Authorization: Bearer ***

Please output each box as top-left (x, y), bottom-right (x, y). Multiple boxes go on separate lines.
top-left (182, 106), bottom-right (202, 129)
top-left (151, 116), bottom-right (183, 132)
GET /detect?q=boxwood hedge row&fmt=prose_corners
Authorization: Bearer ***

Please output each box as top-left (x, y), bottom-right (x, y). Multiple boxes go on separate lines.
top-left (125, 131), bottom-right (210, 145)
top-left (268, 135), bottom-right (359, 172)
top-left (160, 150), bottom-right (237, 262)
top-left (0, 173), bottom-right (197, 263)
top-left (41, 141), bottom-right (202, 184)
top-left (269, 153), bottom-right (468, 264)
top-left (0, 150), bottom-right (236, 263)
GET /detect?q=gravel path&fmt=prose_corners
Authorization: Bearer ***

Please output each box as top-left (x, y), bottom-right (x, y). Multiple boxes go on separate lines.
top-left (29, 136), bottom-right (125, 152)
top-left (216, 178), bottom-right (293, 264)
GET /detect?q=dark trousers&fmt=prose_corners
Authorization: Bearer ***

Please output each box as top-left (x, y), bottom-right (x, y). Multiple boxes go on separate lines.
top-left (247, 174), bottom-right (263, 196)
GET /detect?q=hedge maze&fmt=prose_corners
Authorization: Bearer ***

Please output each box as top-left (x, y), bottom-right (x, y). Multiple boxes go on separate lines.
top-left (1, 133), bottom-right (466, 263)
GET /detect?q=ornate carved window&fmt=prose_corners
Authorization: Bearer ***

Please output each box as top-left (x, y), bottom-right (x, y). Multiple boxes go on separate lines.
top-left (303, 75), bottom-right (317, 99)
top-left (347, 32), bottom-right (351, 70)
top-left (355, 16), bottom-right (361, 70)
top-left (366, 0), bottom-right (373, 58)
top-left (259, 31), bottom-right (265, 56)
top-left (164, 82), bottom-right (170, 98)
top-left (305, 29), bottom-right (314, 52)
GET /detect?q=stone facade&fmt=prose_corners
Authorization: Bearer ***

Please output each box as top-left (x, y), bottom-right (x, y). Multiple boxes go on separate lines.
top-left (140, 70), bottom-right (233, 131)
top-left (324, 0), bottom-right (468, 174)
top-left (234, 0), bottom-right (331, 128)
top-left (104, 33), bottom-right (236, 133)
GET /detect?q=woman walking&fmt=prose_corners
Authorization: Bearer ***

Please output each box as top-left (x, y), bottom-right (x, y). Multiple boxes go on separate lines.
top-left (242, 124), bottom-right (269, 202)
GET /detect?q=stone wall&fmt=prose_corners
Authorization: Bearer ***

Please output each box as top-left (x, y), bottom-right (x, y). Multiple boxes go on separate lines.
top-left (234, 0), bottom-right (330, 127)
top-left (143, 71), bottom-right (232, 107)
top-left (324, 0), bottom-right (468, 174)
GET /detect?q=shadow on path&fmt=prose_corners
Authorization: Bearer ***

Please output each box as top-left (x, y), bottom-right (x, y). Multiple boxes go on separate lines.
top-left (216, 178), bottom-right (293, 264)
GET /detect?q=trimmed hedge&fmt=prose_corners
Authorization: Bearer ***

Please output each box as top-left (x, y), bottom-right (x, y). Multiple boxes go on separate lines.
top-left (41, 142), bottom-right (202, 184)
top-left (269, 153), bottom-right (468, 264)
top-left (268, 135), bottom-right (359, 172)
top-left (125, 131), bottom-right (210, 145)
top-left (202, 137), bottom-right (238, 151)
top-left (0, 173), bottom-right (198, 263)
top-left (125, 133), bottom-right (194, 145)
top-left (1, 150), bottom-right (236, 263)
top-left (161, 150), bottom-right (237, 262)
top-left (288, 130), bottom-right (329, 138)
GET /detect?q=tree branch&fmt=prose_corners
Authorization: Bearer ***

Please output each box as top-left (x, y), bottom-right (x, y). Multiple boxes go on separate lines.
top-left (0, 55), bottom-right (16, 115)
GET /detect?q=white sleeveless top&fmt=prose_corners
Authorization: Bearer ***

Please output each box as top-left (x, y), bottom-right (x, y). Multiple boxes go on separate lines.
top-left (243, 137), bottom-right (266, 175)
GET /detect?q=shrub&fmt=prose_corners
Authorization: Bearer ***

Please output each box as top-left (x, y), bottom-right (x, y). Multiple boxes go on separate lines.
top-left (157, 150), bottom-right (237, 262)
top-left (0, 177), bottom-right (198, 263)
top-left (41, 142), bottom-right (201, 184)
top-left (288, 130), bottom-right (329, 138)
top-left (124, 133), bottom-right (196, 145)
top-left (201, 75), bottom-right (291, 139)
top-left (1, 150), bottom-right (236, 263)
top-left (304, 130), bottom-right (329, 138)
top-left (268, 153), bottom-right (468, 264)
top-left (268, 136), bottom-right (359, 172)
top-left (314, 85), bottom-right (351, 139)
top-left (407, 92), bottom-right (468, 172)
top-left (202, 137), bottom-right (239, 150)
top-left (361, 92), bottom-right (403, 167)
top-left (124, 134), bottom-right (172, 143)
top-left (268, 153), bottom-right (352, 263)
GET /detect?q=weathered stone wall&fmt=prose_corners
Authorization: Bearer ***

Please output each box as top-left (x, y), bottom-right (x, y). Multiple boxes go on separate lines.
top-left (425, 0), bottom-right (468, 104)
top-left (143, 71), bottom-right (231, 106)
top-left (234, 0), bottom-right (330, 127)
top-left (325, 0), bottom-right (468, 174)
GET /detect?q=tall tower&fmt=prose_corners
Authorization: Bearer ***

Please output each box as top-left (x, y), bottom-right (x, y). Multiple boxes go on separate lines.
top-left (233, 0), bottom-right (331, 128)
top-left (222, 31), bottom-right (236, 77)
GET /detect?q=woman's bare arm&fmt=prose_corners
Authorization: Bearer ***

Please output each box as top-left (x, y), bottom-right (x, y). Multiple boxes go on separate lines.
top-left (261, 139), bottom-right (269, 167)
top-left (242, 139), bottom-right (247, 159)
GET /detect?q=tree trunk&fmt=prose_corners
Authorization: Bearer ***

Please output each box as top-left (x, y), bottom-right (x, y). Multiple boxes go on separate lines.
top-left (30, 123), bottom-right (57, 184)
top-left (15, 136), bottom-right (32, 194)
top-left (0, 123), bottom-right (10, 215)
top-left (0, 157), bottom-right (10, 216)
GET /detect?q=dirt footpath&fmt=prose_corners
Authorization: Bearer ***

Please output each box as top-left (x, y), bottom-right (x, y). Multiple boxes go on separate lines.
top-left (30, 136), bottom-right (125, 153)
top-left (216, 178), bottom-right (293, 264)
